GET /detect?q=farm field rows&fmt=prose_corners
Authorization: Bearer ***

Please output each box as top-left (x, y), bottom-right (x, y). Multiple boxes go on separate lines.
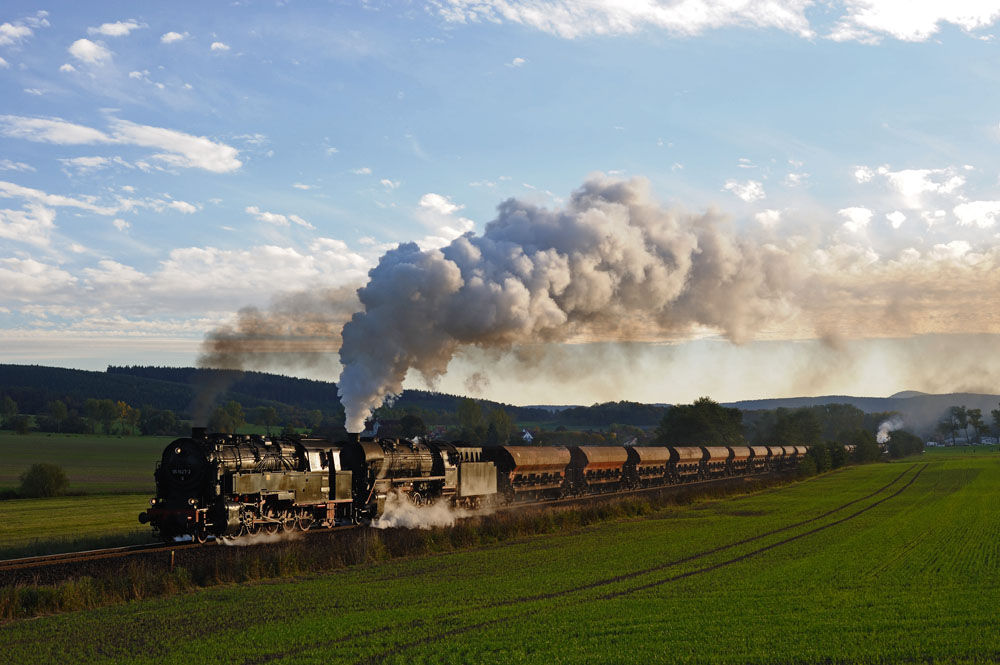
top-left (3, 450), bottom-right (997, 664)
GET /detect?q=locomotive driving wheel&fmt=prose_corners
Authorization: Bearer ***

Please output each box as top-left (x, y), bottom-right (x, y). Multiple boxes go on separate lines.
top-left (263, 507), bottom-right (280, 534)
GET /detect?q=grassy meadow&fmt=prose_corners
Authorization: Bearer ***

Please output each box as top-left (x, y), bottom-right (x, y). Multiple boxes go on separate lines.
top-left (0, 433), bottom-right (168, 495)
top-left (2, 449), bottom-right (997, 664)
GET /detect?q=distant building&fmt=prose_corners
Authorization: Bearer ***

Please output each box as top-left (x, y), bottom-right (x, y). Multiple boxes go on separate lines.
top-left (522, 429), bottom-right (533, 443)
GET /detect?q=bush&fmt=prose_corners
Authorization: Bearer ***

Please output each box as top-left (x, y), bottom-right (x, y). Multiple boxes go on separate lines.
top-left (19, 463), bottom-right (69, 498)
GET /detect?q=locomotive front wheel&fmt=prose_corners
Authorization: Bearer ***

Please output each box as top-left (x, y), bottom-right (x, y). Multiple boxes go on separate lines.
top-left (194, 529), bottom-right (208, 544)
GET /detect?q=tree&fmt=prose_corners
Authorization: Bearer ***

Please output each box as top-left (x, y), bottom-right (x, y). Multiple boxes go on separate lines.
top-left (457, 399), bottom-right (484, 441)
top-left (488, 408), bottom-right (513, 446)
top-left (256, 406), bottom-right (279, 435)
top-left (308, 409), bottom-right (323, 430)
top-left (992, 404), bottom-right (1000, 436)
top-left (950, 406), bottom-right (968, 445)
top-left (400, 413), bottom-right (427, 438)
top-left (12, 414), bottom-right (31, 435)
top-left (225, 401), bottom-right (245, 434)
top-left (967, 408), bottom-right (986, 444)
top-left (48, 400), bottom-right (68, 433)
top-left (848, 429), bottom-right (881, 463)
top-left (2, 395), bottom-right (17, 429)
top-left (655, 397), bottom-right (743, 446)
top-left (774, 408), bottom-right (823, 448)
top-left (826, 440), bottom-right (847, 469)
top-left (19, 463), bottom-right (69, 498)
top-left (96, 399), bottom-right (116, 435)
top-left (806, 441), bottom-right (831, 472)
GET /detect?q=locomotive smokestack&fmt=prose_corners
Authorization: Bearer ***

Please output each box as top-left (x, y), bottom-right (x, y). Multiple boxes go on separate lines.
top-left (192, 426), bottom-right (207, 440)
top-left (348, 432), bottom-right (360, 443)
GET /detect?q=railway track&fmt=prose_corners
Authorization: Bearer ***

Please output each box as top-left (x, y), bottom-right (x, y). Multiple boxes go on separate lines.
top-left (0, 469), bottom-right (787, 585)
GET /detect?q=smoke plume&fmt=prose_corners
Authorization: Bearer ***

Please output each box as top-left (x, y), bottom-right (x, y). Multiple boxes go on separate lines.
top-left (337, 175), bottom-right (801, 431)
top-left (877, 416), bottom-right (905, 444)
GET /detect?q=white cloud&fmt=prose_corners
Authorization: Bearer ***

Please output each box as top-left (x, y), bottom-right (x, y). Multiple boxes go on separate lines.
top-left (108, 119), bottom-right (242, 173)
top-left (210, 41), bottom-right (230, 51)
top-left (754, 209), bottom-right (781, 227)
top-left (838, 206), bottom-right (874, 233)
top-left (380, 179), bottom-right (400, 189)
top-left (24, 88), bottom-right (44, 96)
top-left (59, 156), bottom-right (113, 174)
top-left (507, 57), bottom-right (527, 67)
top-left (783, 171), bottom-right (808, 187)
top-left (292, 183), bottom-right (312, 190)
top-left (830, 2), bottom-right (1000, 43)
top-left (0, 116), bottom-right (242, 173)
top-left (0, 57), bottom-right (8, 69)
top-left (245, 205), bottom-right (315, 229)
top-left (723, 179), bottom-right (765, 203)
top-left (0, 159), bottom-right (34, 172)
top-left (854, 165), bottom-right (875, 183)
top-left (0, 22), bottom-right (33, 46)
top-left (886, 210), bottom-right (906, 229)
top-left (0, 257), bottom-right (76, 300)
top-left (68, 39), bottom-right (113, 65)
top-left (953, 200), bottom-right (1000, 228)
top-left (113, 218), bottom-right (131, 231)
top-left (416, 193), bottom-right (476, 248)
top-left (880, 166), bottom-right (965, 208)
top-left (351, 167), bottom-right (372, 175)
top-left (59, 63), bottom-right (76, 73)
top-left (0, 180), bottom-right (119, 215)
top-left (0, 116), bottom-right (110, 144)
top-left (161, 31), bottom-right (189, 44)
top-left (168, 200), bottom-right (198, 214)
top-left (737, 157), bottom-right (756, 169)
top-left (325, 146), bottom-right (339, 155)
top-left (0, 203), bottom-right (57, 247)
top-left (434, 0), bottom-right (815, 39)
top-left (87, 20), bottom-right (145, 37)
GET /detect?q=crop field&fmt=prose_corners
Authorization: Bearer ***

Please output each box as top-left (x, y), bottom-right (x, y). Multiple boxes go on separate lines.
top-left (0, 494), bottom-right (152, 558)
top-left (0, 434), bottom-right (167, 494)
top-left (2, 449), bottom-right (997, 664)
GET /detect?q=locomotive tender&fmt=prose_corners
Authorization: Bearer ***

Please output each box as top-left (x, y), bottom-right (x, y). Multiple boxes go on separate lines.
top-left (140, 428), bottom-right (805, 542)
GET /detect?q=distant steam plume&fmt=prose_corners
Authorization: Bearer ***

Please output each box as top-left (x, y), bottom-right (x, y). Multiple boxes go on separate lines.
top-left (201, 286), bottom-right (360, 372)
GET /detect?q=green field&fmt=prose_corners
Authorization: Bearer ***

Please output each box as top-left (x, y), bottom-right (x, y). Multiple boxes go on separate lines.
top-left (2, 450), bottom-right (996, 664)
top-left (0, 434), bottom-right (168, 494)
top-left (0, 494), bottom-right (153, 557)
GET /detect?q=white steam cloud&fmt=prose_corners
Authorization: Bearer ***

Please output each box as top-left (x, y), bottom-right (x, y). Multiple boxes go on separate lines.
top-left (877, 416), bottom-right (904, 444)
top-left (372, 491), bottom-right (486, 529)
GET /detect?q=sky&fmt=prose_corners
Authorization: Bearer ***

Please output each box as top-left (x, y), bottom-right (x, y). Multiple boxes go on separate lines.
top-left (3, 1), bottom-right (1000, 408)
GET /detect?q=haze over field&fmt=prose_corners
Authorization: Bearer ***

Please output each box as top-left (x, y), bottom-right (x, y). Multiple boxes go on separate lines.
top-left (3, 2), bottom-right (1000, 417)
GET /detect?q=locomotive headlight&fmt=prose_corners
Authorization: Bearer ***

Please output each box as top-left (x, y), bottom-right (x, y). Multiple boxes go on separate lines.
top-left (188, 498), bottom-right (197, 505)
top-left (149, 498), bottom-right (157, 506)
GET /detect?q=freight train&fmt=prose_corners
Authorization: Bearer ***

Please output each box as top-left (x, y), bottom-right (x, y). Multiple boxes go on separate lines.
top-left (139, 428), bottom-right (806, 542)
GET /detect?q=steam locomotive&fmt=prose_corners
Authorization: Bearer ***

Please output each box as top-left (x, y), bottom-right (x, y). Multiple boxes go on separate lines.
top-left (139, 427), bottom-right (805, 542)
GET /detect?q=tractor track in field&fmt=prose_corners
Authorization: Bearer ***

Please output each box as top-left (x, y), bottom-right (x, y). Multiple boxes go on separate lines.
top-left (351, 463), bottom-right (927, 665)
top-left (238, 464), bottom-right (920, 665)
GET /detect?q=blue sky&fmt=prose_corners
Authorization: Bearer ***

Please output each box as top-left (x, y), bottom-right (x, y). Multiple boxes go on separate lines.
top-left (3, 1), bottom-right (1000, 406)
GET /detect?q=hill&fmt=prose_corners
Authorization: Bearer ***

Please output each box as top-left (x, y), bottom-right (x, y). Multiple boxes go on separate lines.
top-left (726, 392), bottom-right (1000, 434)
